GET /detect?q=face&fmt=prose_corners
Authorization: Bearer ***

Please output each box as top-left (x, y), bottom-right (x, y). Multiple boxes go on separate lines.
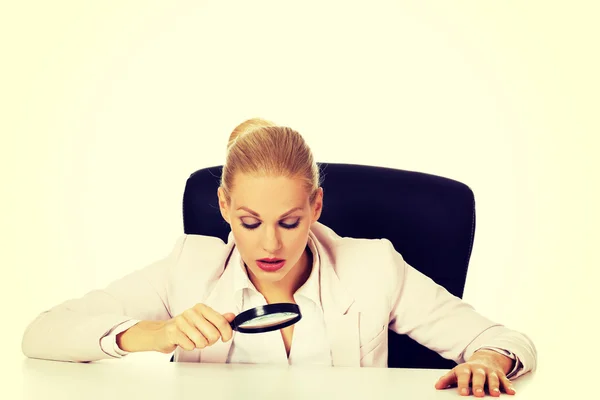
top-left (217, 173), bottom-right (323, 288)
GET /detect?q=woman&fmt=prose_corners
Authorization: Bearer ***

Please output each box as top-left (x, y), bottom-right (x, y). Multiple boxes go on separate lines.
top-left (22, 118), bottom-right (537, 397)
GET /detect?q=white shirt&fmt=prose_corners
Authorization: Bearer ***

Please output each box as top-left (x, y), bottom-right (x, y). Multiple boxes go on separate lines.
top-left (226, 236), bottom-right (331, 366)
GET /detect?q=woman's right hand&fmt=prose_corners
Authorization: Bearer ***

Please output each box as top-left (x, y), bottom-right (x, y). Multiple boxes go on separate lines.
top-left (117, 304), bottom-right (236, 354)
top-left (155, 304), bottom-right (236, 353)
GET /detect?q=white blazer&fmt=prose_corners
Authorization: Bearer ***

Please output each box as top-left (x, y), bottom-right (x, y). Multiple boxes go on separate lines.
top-left (21, 222), bottom-right (536, 378)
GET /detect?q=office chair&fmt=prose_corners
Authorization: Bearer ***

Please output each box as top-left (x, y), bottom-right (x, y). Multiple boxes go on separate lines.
top-left (178, 162), bottom-right (476, 369)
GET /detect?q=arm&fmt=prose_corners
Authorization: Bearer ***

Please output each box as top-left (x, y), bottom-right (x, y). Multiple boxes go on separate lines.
top-left (21, 235), bottom-right (187, 362)
top-left (384, 240), bottom-right (537, 379)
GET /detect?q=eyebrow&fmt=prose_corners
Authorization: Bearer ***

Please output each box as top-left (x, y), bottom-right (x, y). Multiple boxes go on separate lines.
top-left (237, 206), bottom-right (304, 219)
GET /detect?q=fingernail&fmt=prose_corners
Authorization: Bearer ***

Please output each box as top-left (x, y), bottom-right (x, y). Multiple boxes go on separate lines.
top-left (493, 388), bottom-right (500, 392)
top-left (461, 388), bottom-right (469, 395)
top-left (510, 386), bottom-right (516, 393)
top-left (476, 388), bottom-right (483, 394)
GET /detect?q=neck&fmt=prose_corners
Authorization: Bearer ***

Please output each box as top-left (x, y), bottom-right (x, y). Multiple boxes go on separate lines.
top-left (249, 246), bottom-right (313, 299)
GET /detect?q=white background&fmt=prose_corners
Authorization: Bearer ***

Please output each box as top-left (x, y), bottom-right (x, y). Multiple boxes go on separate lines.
top-left (2, 1), bottom-right (598, 397)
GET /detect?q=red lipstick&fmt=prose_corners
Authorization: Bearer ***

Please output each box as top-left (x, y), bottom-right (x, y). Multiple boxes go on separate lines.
top-left (256, 258), bottom-right (286, 272)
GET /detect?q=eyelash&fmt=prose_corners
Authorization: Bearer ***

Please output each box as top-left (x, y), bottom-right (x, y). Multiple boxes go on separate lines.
top-left (241, 219), bottom-right (301, 230)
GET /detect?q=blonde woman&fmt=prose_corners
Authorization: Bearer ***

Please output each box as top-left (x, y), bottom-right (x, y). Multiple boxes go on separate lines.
top-left (22, 118), bottom-right (537, 397)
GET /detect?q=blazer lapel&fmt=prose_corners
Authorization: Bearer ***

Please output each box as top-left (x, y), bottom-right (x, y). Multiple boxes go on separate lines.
top-left (310, 230), bottom-right (360, 367)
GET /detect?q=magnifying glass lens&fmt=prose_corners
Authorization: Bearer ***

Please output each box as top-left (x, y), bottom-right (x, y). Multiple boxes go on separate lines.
top-left (238, 312), bottom-right (298, 329)
top-left (232, 303), bottom-right (302, 333)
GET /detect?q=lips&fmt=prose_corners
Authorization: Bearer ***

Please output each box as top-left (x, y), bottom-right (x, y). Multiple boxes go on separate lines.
top-left (256, 258), bottom-right (286, 272)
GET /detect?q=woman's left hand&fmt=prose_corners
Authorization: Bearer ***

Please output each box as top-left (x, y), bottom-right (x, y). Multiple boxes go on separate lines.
top-left (434, 349), bottom-right (516, 397)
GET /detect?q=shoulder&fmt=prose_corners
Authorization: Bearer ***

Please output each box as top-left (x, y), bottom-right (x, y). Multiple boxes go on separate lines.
top-left (177, 233), bottom-right (233, 263)
top-left (166, 233), bottom-right (234, 290)
top-left (312, 222), bottom-right (404, 265)
top-left (312, 222), bottom-right (406, 291)
top-left (339, 237), bottom-right (405, 292)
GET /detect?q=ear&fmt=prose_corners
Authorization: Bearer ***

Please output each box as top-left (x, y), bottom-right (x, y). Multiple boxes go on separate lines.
top-left (217, 187), bottom-right (231, 224)
top-left (311, 187), bottom-right (324, 223)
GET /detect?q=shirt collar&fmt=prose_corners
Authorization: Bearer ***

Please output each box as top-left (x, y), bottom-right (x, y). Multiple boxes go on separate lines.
top-left (295, 235), bottom-right (321, 306)
top-left (230, 235), bottom-right (322, 307)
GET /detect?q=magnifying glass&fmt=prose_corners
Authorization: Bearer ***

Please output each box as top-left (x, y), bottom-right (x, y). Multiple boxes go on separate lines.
top-left (230, 303), bottom-right (302, 333)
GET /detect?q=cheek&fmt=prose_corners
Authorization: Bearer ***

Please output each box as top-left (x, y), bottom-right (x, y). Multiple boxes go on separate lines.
top-left (284, 227), bottom-right (310, 251)
top-left (230, 226), bottom-right (258, 253)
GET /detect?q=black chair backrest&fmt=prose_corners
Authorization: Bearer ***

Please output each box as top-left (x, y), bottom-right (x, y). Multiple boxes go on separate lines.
top-left (181, 162), bottom-right (476, 369)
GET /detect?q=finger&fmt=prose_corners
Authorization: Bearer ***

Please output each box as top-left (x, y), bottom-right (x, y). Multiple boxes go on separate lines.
top-left (500, 375), bottom-right (517, 395)
top-left (471, 368), bottom-right (487, 398)
top-left (176, 316), bottom-right (209, 348)
top-left (195, 316), bottom-right (224, 345)
top-left (183, 309), bottom-right (221, 345)
top-left (223, 312), bottom-right (236, 323)
top-left (487, 372), bottom-right (501, 397)
top-left (435, 370), bottom-right (457, 389)
top-left (456, 366), bottom-right (472, 396)
top-left (196, 305), bottom-right (235, 342)
top-left (172, 328), bottom-right (196, 351)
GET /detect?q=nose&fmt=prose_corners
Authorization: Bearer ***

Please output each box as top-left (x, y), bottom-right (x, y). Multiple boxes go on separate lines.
top-left (262, 225), bottom-right (282, 255)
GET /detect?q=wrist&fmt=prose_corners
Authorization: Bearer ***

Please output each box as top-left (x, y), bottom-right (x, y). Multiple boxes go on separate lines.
top-left (116, 320), bottom-right (164, 353)
top-left (472, 349), bottom-right (514, 375)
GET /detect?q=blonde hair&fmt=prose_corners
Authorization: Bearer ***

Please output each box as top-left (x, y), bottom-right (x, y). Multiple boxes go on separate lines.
top-left (221, 118), bottom-right (321, 205)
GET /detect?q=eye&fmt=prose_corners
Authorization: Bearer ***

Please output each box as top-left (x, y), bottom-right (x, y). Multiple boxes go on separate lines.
top-left (241, 222), bottom-right (260, 230)
top-left (280, 219), bottom-right (300, 229)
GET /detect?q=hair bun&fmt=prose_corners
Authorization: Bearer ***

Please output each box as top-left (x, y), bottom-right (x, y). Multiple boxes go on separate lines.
top-left (227, 118), bottom-right (276, 151)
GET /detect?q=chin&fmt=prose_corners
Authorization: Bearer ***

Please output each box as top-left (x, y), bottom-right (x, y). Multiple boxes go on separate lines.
top-left (250, 264), bottom-right (293, 281)
top-left (256, 266), bottom-right (289, 278)
top-left (261, 273), bottom-right (287, 282)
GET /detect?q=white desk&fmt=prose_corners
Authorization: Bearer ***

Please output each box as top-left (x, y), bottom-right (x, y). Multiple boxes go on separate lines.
top-left (14, 358), bottom-right (537, 399)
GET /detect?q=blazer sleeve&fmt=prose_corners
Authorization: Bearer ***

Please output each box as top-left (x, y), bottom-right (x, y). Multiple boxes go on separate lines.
top-left (384, 240), bottom-right (537, 379)
top-left (21, 235), bottom-right (187, 363)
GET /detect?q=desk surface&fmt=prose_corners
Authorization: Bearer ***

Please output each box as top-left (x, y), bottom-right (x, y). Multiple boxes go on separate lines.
top-left (15, 358), bottom-right (536, 399)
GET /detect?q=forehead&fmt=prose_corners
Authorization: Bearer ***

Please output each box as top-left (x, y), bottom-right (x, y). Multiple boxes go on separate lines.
top-left (230, 173), bottom-right (309, 212)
